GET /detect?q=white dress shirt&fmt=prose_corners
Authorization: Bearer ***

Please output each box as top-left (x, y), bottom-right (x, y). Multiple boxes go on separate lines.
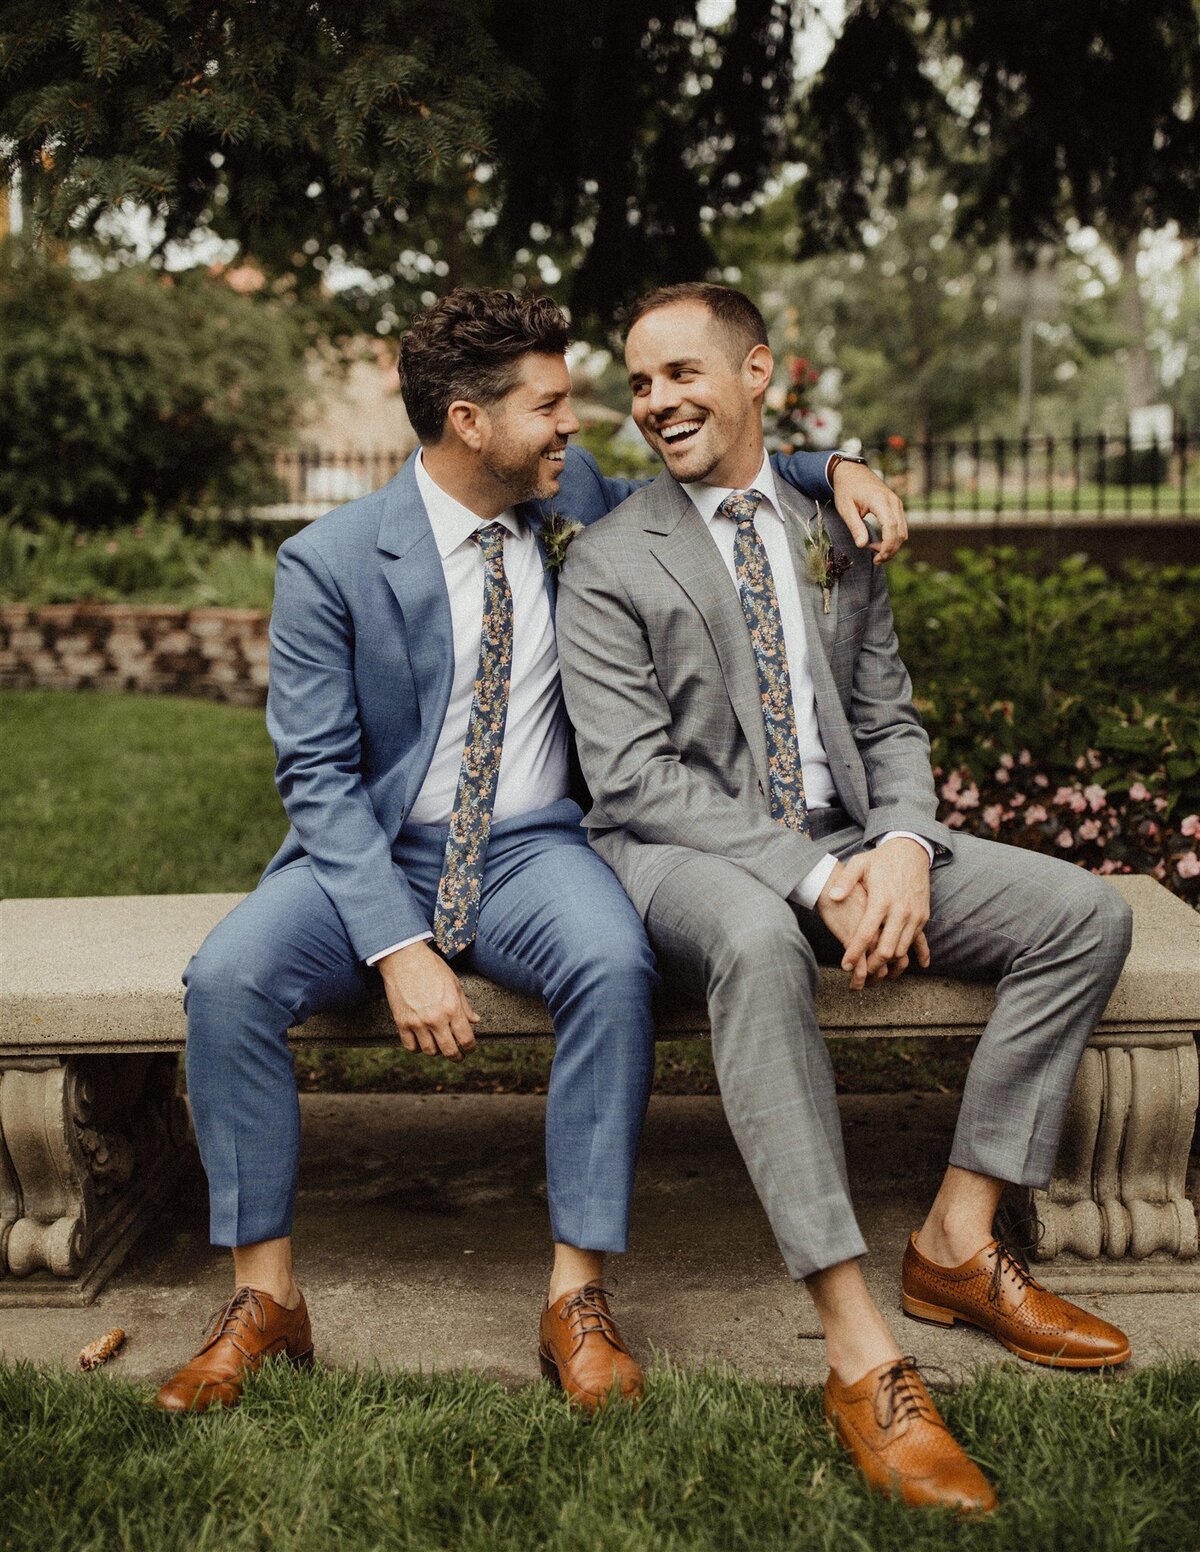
top-left (367, 451), bottom-right (569, 963)
top-left (683, 451), bottom-right (932, 909)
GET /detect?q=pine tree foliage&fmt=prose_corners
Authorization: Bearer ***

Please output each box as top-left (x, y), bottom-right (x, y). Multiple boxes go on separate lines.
top-left (796, 0), bottom-right (1200, 256)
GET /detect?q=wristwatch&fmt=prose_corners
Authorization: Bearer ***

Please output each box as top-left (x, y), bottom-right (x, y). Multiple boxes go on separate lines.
top-left (826, 452), bottom-right (868, 483)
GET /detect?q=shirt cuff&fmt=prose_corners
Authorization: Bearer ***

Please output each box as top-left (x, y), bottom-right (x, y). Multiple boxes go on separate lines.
top-left (878, 831), bottom-right (935, 865)
top-left (365, 932), bottom-right (433, 966)
top-left (794, 852), bottom-right (839, 910)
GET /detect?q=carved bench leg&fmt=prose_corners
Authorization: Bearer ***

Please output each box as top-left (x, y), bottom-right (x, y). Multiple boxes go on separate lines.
top-left (1033, 1031), bottom-right (1199, 1265)
top-left (0, 1055), bottom-right (191, 1307)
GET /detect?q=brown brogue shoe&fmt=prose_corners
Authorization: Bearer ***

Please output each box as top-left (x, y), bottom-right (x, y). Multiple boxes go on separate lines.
top-left (156, 1286), bottom-right (313, 1413)
top-left (902, 1233), bottom-right (1131, 1368)
top-left (538, 1282), bottom-right (643, 1412)
top-left (824, 1356), bottom-right (998, 1514)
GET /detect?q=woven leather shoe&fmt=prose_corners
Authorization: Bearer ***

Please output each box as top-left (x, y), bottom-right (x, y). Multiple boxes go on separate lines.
top-left (825, 1359), bottom-right (993, 1514)
top-left (825, 1356), bottom-right (998, 1513)
top-left (538, 1283), bottom-right (643, 1411)
top-left (902, 1233), bottom-right (1131, 1368)
top-left (156, 1286), bottom-right (313, 1412)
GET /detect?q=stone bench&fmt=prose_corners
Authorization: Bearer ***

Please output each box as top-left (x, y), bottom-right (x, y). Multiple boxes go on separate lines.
top-left (1, 877), bottom-right (1196, 1306)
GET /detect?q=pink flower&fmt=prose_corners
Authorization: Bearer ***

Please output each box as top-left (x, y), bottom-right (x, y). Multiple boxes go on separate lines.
top-left (1034, 774), bottom-right (1050, 789)
top-left (994, 768), bottom-right (1010, 784)
top-left (956, 784), bottom-right (981, 810)
top-left (998, 753), bottom-right (1015, 770)
top-left (1068, 792), bottom-right (1088, 814)
top-left (105, 540), bottom-right (119, 554)
top-left (1129, 781), bottom-right (1150, 802)
top-left (1087, 749), bottom-right (1102, 769)
top-left (1025, 804), bottom-right (1048, 824)
top-left (1181, 814), bottom-right (1200, 838)
top-left (1018, 750), bottom-right (1032, 766)
top-left (1010, 792), bottom-right (1026, 808)
top-left (1083, 784), bottom-right (1107, 812)
top-left (940, 772), bottom-right (962, 801)
top-left (1154, 797), bottom-right (1168, 812)
top-left (1153, 861), bottom-right (1167, 879)
top-left (1097, 859), bottom-right (1119, 875)
top-left (982, 804), bottom-right (1004, 829)
top-left (1075, 756), bottom-right (1087, 771)
top-left (1176, 851), bottom-right (1200, 879)
top-left (1052, 786), bottom-right (1076, 806)
top-left (1078, 819), bottom-right (1101, 842)
top-left (1143, 821), bottom-right (1160, 839)
top-left (1056, 829), bottom-right (1074, 849)
top-left (944, 811), bottom-right (965, 829)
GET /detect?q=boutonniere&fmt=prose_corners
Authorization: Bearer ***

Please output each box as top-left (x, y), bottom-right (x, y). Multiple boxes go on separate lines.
top-left (801, 502), bottom-right (852, 613)
top-left (538, 510), bottom-right (583, 573)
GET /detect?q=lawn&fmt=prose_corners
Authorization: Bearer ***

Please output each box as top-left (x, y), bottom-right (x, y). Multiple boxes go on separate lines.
top-left (2, 1358), bottom-right (1197, 1552)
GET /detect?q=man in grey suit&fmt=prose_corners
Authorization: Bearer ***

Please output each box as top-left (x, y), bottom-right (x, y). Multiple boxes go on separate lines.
top-left (556, 282), bottom-right (1134, 1512)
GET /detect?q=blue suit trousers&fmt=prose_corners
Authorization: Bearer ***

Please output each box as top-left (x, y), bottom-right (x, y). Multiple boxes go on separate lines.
top-left (184, 799), bottom-right (658, 1253)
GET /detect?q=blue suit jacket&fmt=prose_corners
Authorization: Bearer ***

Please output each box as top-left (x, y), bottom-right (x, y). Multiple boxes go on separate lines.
top-left (261, 445), bottom-right (835, 960)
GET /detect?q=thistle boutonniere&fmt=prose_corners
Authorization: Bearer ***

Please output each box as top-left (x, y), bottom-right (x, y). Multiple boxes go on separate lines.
top-left (538, 510), bottom-right (583, 573)
top-left (801, 502), bottom-right (852, 614)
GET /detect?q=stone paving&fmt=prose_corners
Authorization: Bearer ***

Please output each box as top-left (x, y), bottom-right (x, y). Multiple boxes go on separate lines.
top-left (2, 1090), bottom-right (1195, 1389)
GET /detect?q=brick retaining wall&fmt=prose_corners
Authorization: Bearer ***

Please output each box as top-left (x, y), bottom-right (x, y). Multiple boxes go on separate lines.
top-left (0, 604), bottom-right (269, 707)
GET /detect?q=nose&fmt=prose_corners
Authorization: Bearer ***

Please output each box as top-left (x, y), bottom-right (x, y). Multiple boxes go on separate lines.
top-left (558, 397), bottom-right (581, 437)
top-left (646, 374), bottom-right (680, 420)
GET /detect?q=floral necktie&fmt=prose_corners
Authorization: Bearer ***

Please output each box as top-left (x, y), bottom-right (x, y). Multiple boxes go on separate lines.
top-left (719, 488), bottom-right (810, 836)
top-left (433, 522), bottom-right (513, 956)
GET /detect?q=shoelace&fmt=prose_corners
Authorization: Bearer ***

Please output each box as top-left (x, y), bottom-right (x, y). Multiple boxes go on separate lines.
top-left (560, 1284), bottom-right (623, 1349)
top-left (986, 1239), bottom-right (1044, 1309)
top-left (198, 1286), bottom-right (267, 1361)
top-left (873, 1356), bottom-right (950, 1433)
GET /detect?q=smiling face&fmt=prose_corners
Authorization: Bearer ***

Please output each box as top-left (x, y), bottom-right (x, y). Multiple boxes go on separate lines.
top-left (625, 300), bottom-right (773, 488)
top-left (474, 352), bottom-right (580, 504)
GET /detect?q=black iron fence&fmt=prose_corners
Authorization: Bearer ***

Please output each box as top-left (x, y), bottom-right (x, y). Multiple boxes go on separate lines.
top-left (850, 425), bottom-right (1198, 521)
top-left (268, 427), bottom-right (1200, 521)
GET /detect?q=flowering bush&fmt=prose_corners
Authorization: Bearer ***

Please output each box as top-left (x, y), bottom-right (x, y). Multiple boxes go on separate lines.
top-left (765, 355), bottom-right (825, 450)
top-left (935, 752), bottom-right (1200, 908)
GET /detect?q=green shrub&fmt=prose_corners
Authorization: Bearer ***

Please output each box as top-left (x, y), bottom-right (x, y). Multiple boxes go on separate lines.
top-left (0, 243), bottom-right (308, 525)
top-left (0, 516), bottom-right (282, 609)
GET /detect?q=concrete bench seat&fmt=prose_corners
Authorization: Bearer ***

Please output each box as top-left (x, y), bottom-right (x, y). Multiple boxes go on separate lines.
top-left (1, 877), bottom-right (1196, 1305)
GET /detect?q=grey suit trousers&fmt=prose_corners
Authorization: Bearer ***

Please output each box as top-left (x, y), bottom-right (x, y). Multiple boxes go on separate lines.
top-left (645, 827), bottom-right (1133, 1281)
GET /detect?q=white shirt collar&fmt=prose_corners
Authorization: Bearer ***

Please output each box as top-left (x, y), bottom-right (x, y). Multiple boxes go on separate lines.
top-left (684, 448), bottom-right (782, 528)
top-left (414, 448), bottom-right (523, 560)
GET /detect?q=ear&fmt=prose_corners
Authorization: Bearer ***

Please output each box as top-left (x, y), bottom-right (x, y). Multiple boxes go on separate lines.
top-left (743, 343), bottom-right (775, 405)
top-left (445, 398), bottom-right (487, 452)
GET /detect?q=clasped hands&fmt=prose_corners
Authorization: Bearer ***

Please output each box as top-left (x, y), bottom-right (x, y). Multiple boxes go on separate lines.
top-left (816, 838), bottom-right (931, 990)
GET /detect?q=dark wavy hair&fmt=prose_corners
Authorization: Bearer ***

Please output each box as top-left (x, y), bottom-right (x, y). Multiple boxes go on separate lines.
top-left (625, 281), bottom-right (768, 365)
top-left (397, 288), bottom-right (571, 443)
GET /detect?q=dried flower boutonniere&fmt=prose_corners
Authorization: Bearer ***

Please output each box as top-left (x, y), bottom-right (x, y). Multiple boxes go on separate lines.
top-left (538, 510), bottom-right (583, 574)
top-left (801, 503), bottom-right (852, 613)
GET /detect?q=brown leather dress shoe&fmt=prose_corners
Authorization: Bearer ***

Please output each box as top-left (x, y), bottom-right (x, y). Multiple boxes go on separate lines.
top-left (156, 1286), bottom-right (314, 1412)
top-left (538, 1282), bottom-right (644, 1411)
top-left (824, 1356), bottom-right (998, 1514)
top-left (902, 1233), bottom-right (1131, 1368)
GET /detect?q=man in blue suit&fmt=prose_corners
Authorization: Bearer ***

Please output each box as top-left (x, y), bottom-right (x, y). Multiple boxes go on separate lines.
top-left (158, 288), bottom-right (908, 1413)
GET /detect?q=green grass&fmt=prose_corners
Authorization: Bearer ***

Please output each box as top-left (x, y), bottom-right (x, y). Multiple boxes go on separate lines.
top-left (2, 686), bottom-right (977, 1095)
top-left (1, 688), bottom-right (285, 896)
top-left (2, 1358), bottom-right (1197, 1551)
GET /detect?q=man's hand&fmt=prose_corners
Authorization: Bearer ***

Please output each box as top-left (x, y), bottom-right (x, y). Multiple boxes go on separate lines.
top-left (815, 871), bottom-right (878, 988)
top-left (376, 940), bottom-right (480, 1061)
top-left (824, 840), bottom-right (932, 989)
top-left (830, 459), bottom-right (909, 564)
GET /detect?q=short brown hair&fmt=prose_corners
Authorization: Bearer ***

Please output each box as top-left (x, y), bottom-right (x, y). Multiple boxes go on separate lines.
top-left (398, 288), bottom-right (571, 443)
top-left (625, 282), bottom-right (769, 366)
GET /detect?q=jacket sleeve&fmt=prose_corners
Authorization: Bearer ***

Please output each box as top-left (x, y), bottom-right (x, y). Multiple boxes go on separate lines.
top-left (851, 564), bottom-right (953, 860)
top-left (266, 540), bottom-right (432, 960)
top-left (556, 534), bottom-right (832, 900)
top-left (769, 449), bottom-right (834, 503)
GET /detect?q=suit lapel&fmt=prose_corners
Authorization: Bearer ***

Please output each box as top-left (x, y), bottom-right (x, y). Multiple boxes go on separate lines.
top-left (644, 475), bottom-right (772, 795)
top-left (377, 457), bottom-right (455, 748)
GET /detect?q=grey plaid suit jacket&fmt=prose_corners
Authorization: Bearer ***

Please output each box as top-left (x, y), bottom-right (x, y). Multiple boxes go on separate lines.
top-left (555, 468), bottom-right (956, 918)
